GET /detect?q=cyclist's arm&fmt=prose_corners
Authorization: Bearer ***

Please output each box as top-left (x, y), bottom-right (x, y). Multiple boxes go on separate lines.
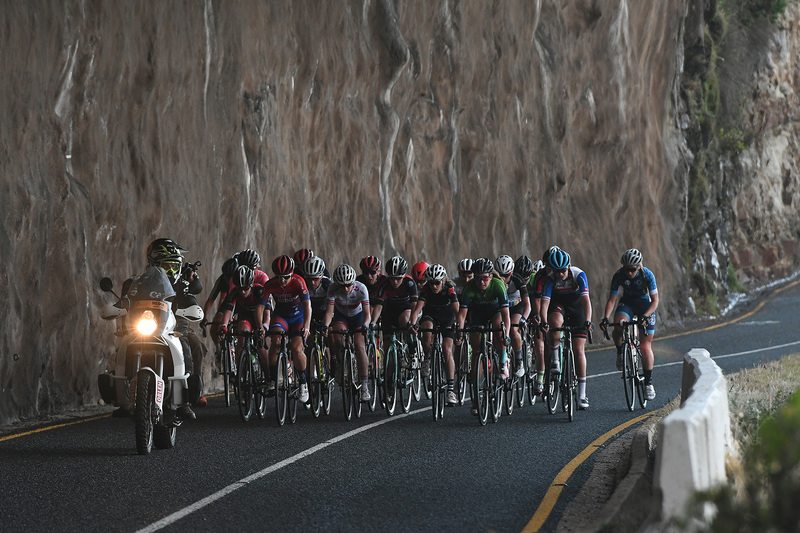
top-left (322, 300), bottom-right (334, 328)
top-left (581, 293), bottom-right (592, 325)
top-left (644, 291), bottom-right (659, 317)
top-left (409, 298), bottom-right (424, 325)
top-left (520, 293), bottom-right (531, 321)
top-left (371, 303), bottom-right (383, 325)
top-left (302, 299), bottom-right (312, 334)
top-left (501, 306), bottom-right (511, 339)
top-left (362, 301), bottom-right (372, 327)
top-left (456, 306), bottom-right (467, 330)
top-left (603, 292), bottom-right (618, 320)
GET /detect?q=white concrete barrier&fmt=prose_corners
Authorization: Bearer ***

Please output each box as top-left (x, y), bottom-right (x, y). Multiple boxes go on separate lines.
top-left (653, 348), bottom-right (735, 519)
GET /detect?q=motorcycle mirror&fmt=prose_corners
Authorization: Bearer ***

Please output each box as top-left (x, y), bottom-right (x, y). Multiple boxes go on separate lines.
top-left (99, 277), bottom-right (114, 292)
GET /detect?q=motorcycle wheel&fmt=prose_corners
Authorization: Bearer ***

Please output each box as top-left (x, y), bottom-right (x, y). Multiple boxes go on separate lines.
top-left (154, 424), bottom-right (176, 449)
top-left (134, 371), bottom-right (155, 455)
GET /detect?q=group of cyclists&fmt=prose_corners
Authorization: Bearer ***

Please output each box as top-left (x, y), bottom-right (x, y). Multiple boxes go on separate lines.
top-left (161, 242), bottom-right (659, 419)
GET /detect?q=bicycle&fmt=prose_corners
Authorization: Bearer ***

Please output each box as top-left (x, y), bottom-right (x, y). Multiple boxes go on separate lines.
top-left (463, 324), bottom-right (505, 426)
top-left (454, 333), bottom-right (471, 405)
top-left (418, 325), bottom-right (453, 421)
top-left (329, 328), bottom-right (363, 421)
top-left (505, 322), bottom-right (528, 414)
top-left (364, 327), bottom-right (382, 413)
top-left (272, 329), bottom-right (302, 426)
top-left (547, 324), bottom-right (592, 422)
top-left (376, 325), bottom-right (414, 416)
top-left (211, 320), bottom-right (237, 407)
top-left (602, 319), bottom-right (648, 410)
top-left (234, 329), bottom-right (268, 423)
top-left (307, 321), bottom-right (333, 417)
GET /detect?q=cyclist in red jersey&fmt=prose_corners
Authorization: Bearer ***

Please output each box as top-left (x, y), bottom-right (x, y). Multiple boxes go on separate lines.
top-left (258, 255), bottom-right (312, 403)
top-left (356, 255), bottom-right (385, 307)
top-left (217, 265), bottom-right (270, 372)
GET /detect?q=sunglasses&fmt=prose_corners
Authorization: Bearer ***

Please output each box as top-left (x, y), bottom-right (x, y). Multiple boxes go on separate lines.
top-left (278, 274), bottom-right (292, 280)
top-left (364, 270), bottom-right (378, 276)
top-left (429, 280), bottom-right (442, 286)
top-left (478, 275), bottom-right (491, 282)
top-left (342, 283), bottom-right (353, 288)
top-left (625, 267), bottom-right (638, 273)
top-left (390, 276), bottom-right (404, 281)
top-left (241, 285), bottom-right (252, 291)
top-left (556, 268), bottom-right (568, 274)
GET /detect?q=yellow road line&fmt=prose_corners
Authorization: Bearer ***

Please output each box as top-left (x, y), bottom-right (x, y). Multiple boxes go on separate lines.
top-left (523, 412), bottom-right (652, 532)
top-left (0, 413), bottom-right (111, 442)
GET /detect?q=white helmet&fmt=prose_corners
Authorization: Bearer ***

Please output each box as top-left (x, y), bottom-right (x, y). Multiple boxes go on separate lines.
top-left (495, 255), bottom-right (514, 276)
top-left (426, 264), bottom-right (447, 281)
top-left (333, 264), bottom-right (357, 285)
top-left (621, 248), bottom-right (643, 267)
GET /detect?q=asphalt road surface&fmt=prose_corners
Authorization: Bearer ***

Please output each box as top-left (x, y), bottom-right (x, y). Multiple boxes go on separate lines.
top-left (2, 279), bottom-right (799, 533)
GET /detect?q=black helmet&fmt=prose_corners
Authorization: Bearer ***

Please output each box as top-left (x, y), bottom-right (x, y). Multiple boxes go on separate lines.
top-left (514, 255), bottom-right (535, 278)
top-left (237, 249), bottom-right (261, 269)
top-left (221, 257), bottom-right (239, 278)
top-left (146, 238), bottom-right (186, 266)
top-left (472, 258), bottom-right (494, 275)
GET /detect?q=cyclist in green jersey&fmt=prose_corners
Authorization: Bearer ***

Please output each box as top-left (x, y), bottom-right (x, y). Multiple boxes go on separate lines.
top-left (456, 258), bottom-right (511, 414)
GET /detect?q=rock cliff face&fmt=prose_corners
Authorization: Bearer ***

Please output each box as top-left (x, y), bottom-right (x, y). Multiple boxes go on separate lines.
top-left (0, 0), bottom-right (791, 424)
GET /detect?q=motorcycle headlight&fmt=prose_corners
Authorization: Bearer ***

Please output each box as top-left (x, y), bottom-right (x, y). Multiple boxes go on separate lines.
top-left (137, 310), bottom-right (158, 335)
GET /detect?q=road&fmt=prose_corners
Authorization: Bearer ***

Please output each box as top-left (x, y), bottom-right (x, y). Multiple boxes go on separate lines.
top-left (2, 279), bottom-right (799, 533)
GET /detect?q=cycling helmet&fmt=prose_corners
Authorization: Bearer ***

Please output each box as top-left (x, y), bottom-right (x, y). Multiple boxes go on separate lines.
top-left (234, 265), bottom-right (255, 288)
top-left (272, 255), bottom-right (294, 276)
top-left (221, 257), bottom-right (239, 278)
top-left (547, 249), bottom-right (571, 270)
top-left (412, 261), bottom-right (430, 282)
top-left (386, 256), bottom-right (408, 277)
top-left (237, 249), bottom-right (261, 269)
top-left (146, 238), bottom-right (186, 266)
top-left (458, 258), bottom-right (474, 274)
top-left (304, 256), bottom-right (326, 278)
top-left (333, 264), bottom-right (357, 285)
top-left (495, 255), bottom-right (514, 276)
top-left (621, 248), bottom-right (643, 267)
top-left (514, 255), bottom-right (535, 278)
top-left (532, 260), bottom-right (545, 273)
top-left (472, 258), bottom-right (494, 275)
top-left (542, 246), bottom-right (560, 264)
top-left (426, 264), bottom-right (447, 281)
top-left (293, 248), bottom-right (314, 266)
top-left (359, 255), bottom-right (381, 272)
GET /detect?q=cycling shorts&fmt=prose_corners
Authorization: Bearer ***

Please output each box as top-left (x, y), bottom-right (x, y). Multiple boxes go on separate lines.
top-left (548, 302), bottom-right (588, 338)
top-left (615, 301), bottom-right (656, 335)
top-left (332, 310), bottom-right (365, 331)
top-left (270, 313), bottom-right (305, 336)
top-left (420, 312), bottom-right (456, 339)
top-left (510, 303), bottom-right (526, 317)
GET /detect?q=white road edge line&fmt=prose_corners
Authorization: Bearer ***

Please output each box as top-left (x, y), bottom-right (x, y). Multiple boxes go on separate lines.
top-left (135, 406), bottom-right (429, 533)
top-left (588, 339), bottom-right (800, 379)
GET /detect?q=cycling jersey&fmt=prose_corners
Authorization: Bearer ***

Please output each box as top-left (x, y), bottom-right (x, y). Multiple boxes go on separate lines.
top-left (220, 285), bottom-right (268, 314)
top-left (418, 280), bottom-right (459, 320)
top-left (540, 267), bottom-right (589, 306)
top-left (206, 274), bottom-right (232, 310)
top-left (528, 269), bottom-right (549, 299)
top-left (261, 274), bottom-right (310, 320)
top-left (356, 273), bottom-right (386, 307)
top-left (304, 276), bottom-right (333, 320)
top-left (504, 273), bottom-right (530, 309)
top-left (327, 281), bottom-right (370, 317)
top-left (375, 275), bottom-right (418, 310)
top-left (608, 267), bottom-right (658, 304)
top-left (452, 276), bottom-right (471, 303)
top-left (460, 277), bottom-right (508, 324)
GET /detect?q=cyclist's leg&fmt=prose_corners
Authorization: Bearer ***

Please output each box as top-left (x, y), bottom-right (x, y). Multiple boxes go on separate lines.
top-left (639, 310), bottom-right (656, 385)
top-left (420, 318), bottom-right (434, 354)
top-left (490, 312), bottom-right (506, 367)
top-left (547, 308), bottom-right (565, 373)
top-left (510, 311), bottom-right (524, 374)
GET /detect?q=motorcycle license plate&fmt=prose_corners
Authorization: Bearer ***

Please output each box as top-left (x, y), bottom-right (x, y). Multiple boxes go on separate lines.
top-left (133, 300), bottom-right (169, 312)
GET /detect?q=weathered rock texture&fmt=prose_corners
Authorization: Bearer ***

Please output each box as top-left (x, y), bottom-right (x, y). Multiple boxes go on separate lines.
top-left (0, 0), bottom-right (792, 424)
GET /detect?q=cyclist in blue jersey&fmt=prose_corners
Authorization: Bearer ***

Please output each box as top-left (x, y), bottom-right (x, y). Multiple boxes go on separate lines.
top-left (539, 249), bottom-right (593, 410)
top-left (600, 248), bottom-right (659, 400)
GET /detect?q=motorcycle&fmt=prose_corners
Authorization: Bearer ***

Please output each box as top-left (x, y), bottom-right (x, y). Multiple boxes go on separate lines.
top-left (97, 266), bottom-right (203, 455)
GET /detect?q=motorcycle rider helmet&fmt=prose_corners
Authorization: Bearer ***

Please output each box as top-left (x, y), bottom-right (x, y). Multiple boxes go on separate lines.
top-left (386, 256), bottom-right (408, 277)
top-left (458, 258), bottom-right (474, 275)
top-left (495, 255), bottom-right (514, 276)
top-left (621, 248), bottom-right (643, 267)
top-left (234, 265), bottom-right (255, 288)
top-left (472, 258), bottom-right (494, 275)
top-left (514, 255), bottom-right (535, 278)
top-left (426, 264), bottom-right (447, 282)
top-left (293, 248), bottom-right (314, 267)
top-left (237, 249), bottom-right (261, 269)
top-left (272, 255), bottom-right (295, 276)
top-left (146, 238), bottom-right (186, 283)
top-left (221, 257), bottom-right (239, 278)
top-left (532, 260), bottom-right (545, 273)
top-left (359, 255), bottom-right (381, 273)
top-left (304, 256), bottom-right (326, 278)
top-left (333, 264), bottom-right (357, 285)
top-left (411, 261), bottom-right (430, 282)
top-left (547, 249), bottom-right (571, 271)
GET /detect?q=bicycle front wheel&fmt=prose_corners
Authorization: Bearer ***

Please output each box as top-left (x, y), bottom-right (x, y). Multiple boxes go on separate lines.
top-left (456, 341), bottom-right (470, 405)
top-left (321, 349), bottom-right (332, 416)
top-left (287, 357), bottom-right (298, 424)
top-left (431, 345), bottom-right (445, 421)
top-left (254, 356), bottom-right (268, 419)
top-left (622, 343), bottom-right (635, 411)
top-left (491, 351), bottom-right (502, 423)
top-left (565, 349), bottom-right (575, 422)
top-left (222, 341), bottom-right (233, 407)
top-left (237, 350), bottom-right (255, 422)
top-left (275, 353), bottom-right (288, 426)
top-left (367, 340), bottom-right (379, 412)
top-left (384, 345), bottom-right (398, 417)
top-left (309, 345), bottom-right (322, 418)
top-left (634, 348), bottom-right (648, 409)
top-left (474, 350), bottom-right (489, 426)
top-left (341, 349), bottom-right (354, 421)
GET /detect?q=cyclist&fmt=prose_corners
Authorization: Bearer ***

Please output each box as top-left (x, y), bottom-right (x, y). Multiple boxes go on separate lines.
top-left (528, 248), bottom-right (558, 395)
top-left (496, 255), bottom-right (532, 378)
top-left (409, 264), bottom-right (460, 405)
top-left (356, 255), bottom-right (385, 308)
top-left (411, 261), bottom-right (430, 291)
top-left (201, 256), bottom-right (239, 342)
top-left (371, 256), bottom-right (419, 358)
top-left (453, 258), bottom-right (474, 303)
top-left (539, 249), bottom-right (593, 410)
top-left (302, 256), bottom-right (333, 323)
top-left (258, 255), bottom-right (312, 404)
top-left (599, 248), bottom-right (659, 401)
top-left (456, 258), bottom-right (511, 415)
top-left (321, 264), bottom-right (373, 402)
top-left (217, 264), bottom-right (270, 389)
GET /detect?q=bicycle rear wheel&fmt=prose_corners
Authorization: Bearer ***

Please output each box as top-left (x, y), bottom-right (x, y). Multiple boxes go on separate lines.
top-left (309, 345), bottom-right (322, 418)
top-left (384, 345), bottom-right (398, 416)
top-left (634, 348), bottom-right (648, 409)
top-left (456, 341), bottom-right (470, 405)
top-left (622, 343), bottom-right (635, 411)
top-left (275, 353), bottom-right (288, 426)
top-left (474, 350), bottom-right (489, 426)
top-left (237, 350), bottom-right (255, 422)
top-left (341, 348), bottom-right (354, 421)
top-left (367, 340), bottom-right (379, 412)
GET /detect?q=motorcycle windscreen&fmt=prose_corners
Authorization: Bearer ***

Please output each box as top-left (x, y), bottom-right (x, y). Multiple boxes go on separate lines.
top-left (126, 266), bottom-right (175, 336)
